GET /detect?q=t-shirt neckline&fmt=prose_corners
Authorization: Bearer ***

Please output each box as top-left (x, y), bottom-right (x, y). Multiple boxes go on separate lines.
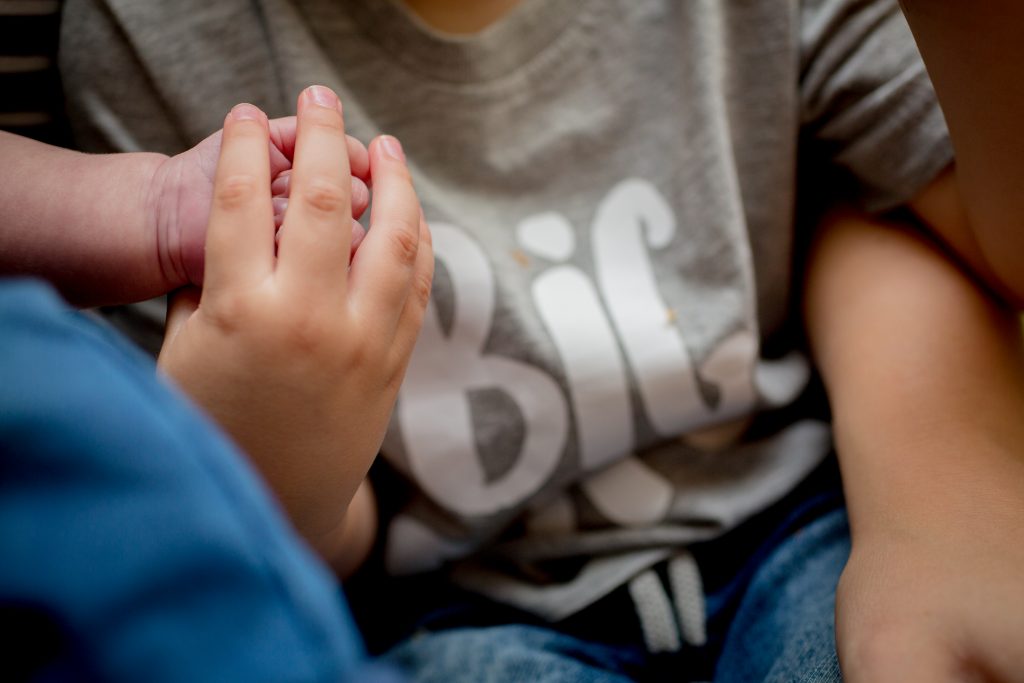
top-left (345, 0), bottom-right (588, 83)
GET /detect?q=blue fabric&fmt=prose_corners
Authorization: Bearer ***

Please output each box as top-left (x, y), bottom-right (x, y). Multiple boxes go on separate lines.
top-left (0, 279), bottom-right (399, 682)
top-left (374, 486), bottom-right (850, 682)
top-left (384, 624), bottom-right (643, 683)
top-left (713, 508), bottom-right (848, 682)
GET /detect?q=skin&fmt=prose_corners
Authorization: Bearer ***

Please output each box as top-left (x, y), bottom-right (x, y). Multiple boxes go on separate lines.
top-left (833, 4), bottom-right (1024, 679)
top-left (899, 0), bottom-right (1024, 307)
top-left (806, 210), bottom-right (1024, 683)
top-left (158, 86), bottom-right (434, 572)
top-left (6, 0), bottom-right (1018, 673)
top-left (403, 0), bottom-right (523, 34)
top-left (398, 1), bottom-right (1024, 679)
top-left (0, 98), bottom-right (389, 576)
top-left (0, 88), bottom-right (421, 577)
top-left (0, 123), bottom-right (370, 306)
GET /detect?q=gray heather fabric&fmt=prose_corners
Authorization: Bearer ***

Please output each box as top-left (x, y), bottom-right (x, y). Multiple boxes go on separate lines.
top-left (61, 0), bottom-right (952, 620)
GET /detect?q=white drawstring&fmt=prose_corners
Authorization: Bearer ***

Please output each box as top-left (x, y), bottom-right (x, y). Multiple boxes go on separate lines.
top-left (628, 549), bottom-right (707, 653)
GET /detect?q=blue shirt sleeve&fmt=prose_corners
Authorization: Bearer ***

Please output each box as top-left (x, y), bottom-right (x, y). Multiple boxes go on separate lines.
top-left (0, 279), bottom-right (397, 682)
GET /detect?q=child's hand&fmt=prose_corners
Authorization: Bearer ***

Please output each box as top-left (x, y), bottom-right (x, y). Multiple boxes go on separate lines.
top-left (157, 86), bottom-right (433, 560)
top-left (147, 110), bottom-right (372, 288)
top-left (837, 484), bottom-right (1024, 682)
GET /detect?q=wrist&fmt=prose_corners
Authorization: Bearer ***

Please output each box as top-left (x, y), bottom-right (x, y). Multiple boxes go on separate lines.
top-left (21, 146), bottom-right (177, 305)
top-left (146, 152), bottom-right (194, 292)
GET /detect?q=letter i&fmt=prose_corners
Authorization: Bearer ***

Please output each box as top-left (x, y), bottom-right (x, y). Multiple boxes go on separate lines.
top-left (518, 212), bottom-right (633, 471)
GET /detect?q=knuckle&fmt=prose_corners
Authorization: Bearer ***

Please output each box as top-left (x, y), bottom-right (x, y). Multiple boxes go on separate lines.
top-left (204, 290), bottom-right (252, 333)
top-left (347, 340), bottom-right (374, 369)
top-left (412, 268), bottom-right (434, 310)
top-left (282, 311), bottom-right (332, 355)
top-left (329, 335), bottom-right (374, 377)
top-left (384, 362), bottom-right (410, 395)
top-left (298, 178), bottom-right (349, 216)
top-left (230, 120), bottom-right (267, 141)
top-left (387, 220), bottom-right (420, 267)
top-left (421, 219), bottom-right (434, 248)
top-left (215, 174), bottom-right (262, 211)
top-left (305, 109), bottom-right (345, 135)
top-left (387, 161), bottom-right (414, 185)
top-left (385, 337), bottom-right (420, 390)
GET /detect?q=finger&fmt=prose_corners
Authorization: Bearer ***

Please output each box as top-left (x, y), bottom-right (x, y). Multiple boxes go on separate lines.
top-left (350, 219), bottom-right (367, 257)
top-left (271, 169), bottom-right (291, 196)
top-left (268, 114), bottom-right (370, 181)
top-left (273, 197), bottom-right (288, 230)
top-left (349, 135), bottom-right (423, 336)
top-left (268, 138), bottom-right (291, 181)
top-left (389, 212), bottom-right (434, 361)
top-left (204, 103), bottom-right (275, 294)
top-left (274, 216), bottom-right (361, 251)
top-left (351, 177), bottom-right (369, 219)
top-left (348, 135), bottom-right (370, 181)
top-left (276, 85), bottom-right (353, 297)
top-left (271, 171), bottom-right (369, 220)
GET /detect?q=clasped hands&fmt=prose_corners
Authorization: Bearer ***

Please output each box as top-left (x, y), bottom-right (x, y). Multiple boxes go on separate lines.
top-left (158, 85), bottom-right (433, 558)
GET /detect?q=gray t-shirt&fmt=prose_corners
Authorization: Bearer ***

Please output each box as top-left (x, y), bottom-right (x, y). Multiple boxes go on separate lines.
top-left (62, 0), bottom-right (952, 622)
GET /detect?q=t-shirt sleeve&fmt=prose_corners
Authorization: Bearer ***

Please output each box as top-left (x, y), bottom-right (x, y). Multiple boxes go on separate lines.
top-left (799, 0), bottom-right (954, 212)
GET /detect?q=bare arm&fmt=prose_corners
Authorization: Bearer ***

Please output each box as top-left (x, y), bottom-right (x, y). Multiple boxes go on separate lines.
top-left (900, 1), bottom-right (1024, 304)
top-left (0, 131), bottom-right (170, 306)
top-left (0, 123), bottom-right (370, 309)
top-left (805, 209), bottom-right (1024, 680)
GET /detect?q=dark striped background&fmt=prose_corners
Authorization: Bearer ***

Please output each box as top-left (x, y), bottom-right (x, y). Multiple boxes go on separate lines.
top-left (1, 0), bottom-right (70, 146)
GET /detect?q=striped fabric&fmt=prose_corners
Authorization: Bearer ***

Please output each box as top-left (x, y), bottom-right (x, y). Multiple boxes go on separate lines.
top-left (0, 0), bottom-right (70, 146)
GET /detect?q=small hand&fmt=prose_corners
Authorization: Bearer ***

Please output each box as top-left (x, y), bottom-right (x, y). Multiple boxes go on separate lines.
top-left (147, 112), bottom-right (371, 288)
top-left (158, 86), bottom-right (433, 557)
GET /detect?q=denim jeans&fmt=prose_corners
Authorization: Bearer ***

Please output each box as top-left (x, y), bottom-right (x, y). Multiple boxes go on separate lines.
top-left (369, 457), bottom-right (849, 683)
top-left (0, 279), bottom-right (399, 682)
top-left (712, 507), bottom-right (847, 682)
top-left (377, 508), bottom-right (848, 682)
top-left (0, 278), bottom-right (847, 682)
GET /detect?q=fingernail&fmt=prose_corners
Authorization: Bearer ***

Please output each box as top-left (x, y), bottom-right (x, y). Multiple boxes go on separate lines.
top-left (306, 85), bottom-right (341, 112)
top-left (379, 135), bottom-right (405, 162)
top-left (231, 103), bottom-right (263, 122)
top-left (272, 197), bottom-right (289, 216)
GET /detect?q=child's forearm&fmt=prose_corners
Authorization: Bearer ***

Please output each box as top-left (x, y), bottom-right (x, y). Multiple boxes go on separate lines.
top-left (900, 0), bottom-right (1024, 302)
top-left (804, 209), bottom-right (1024, 542)
top-left (0, 131), bottom-right (171, 306)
